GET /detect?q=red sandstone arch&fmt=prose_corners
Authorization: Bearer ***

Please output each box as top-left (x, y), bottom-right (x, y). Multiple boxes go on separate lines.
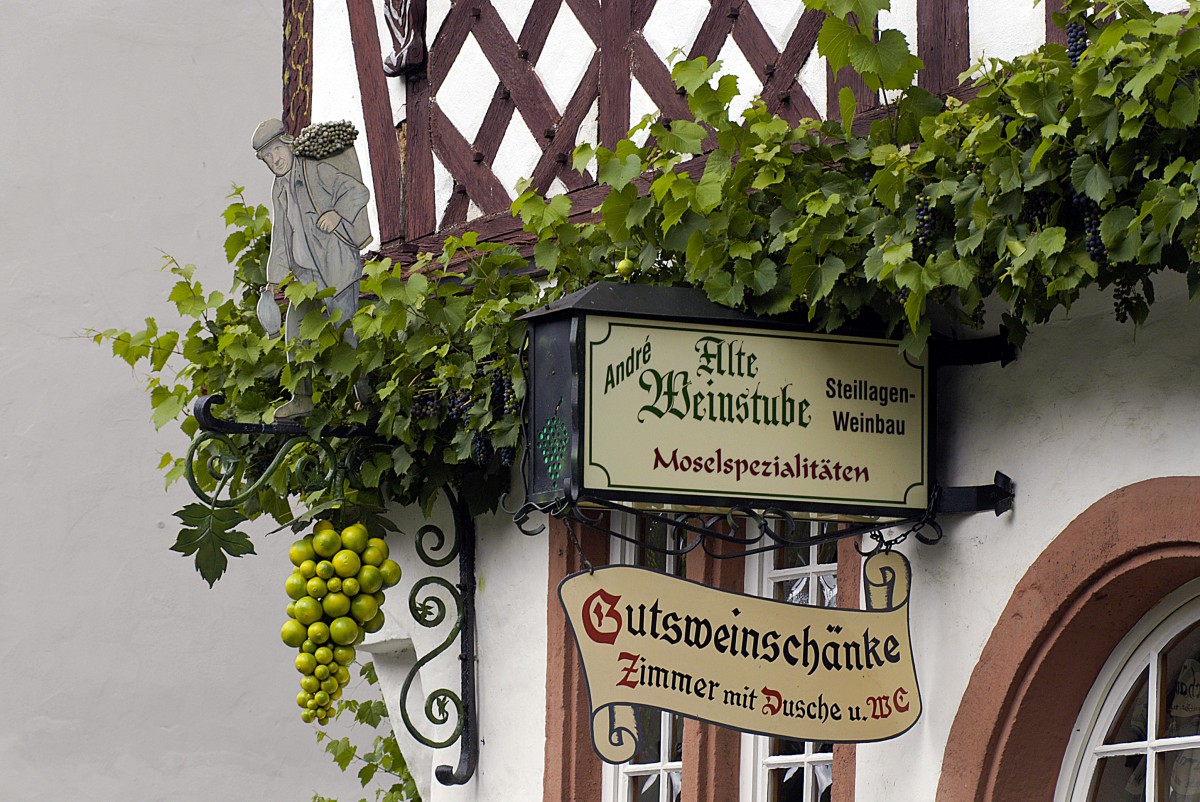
top-left (937, 476), bottom-right (1200, 801)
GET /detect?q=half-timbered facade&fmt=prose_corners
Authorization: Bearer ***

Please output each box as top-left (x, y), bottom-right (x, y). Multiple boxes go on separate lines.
top-left (276, 2), bottom-right (1200, 802)
top-left (287, 0), bottom-right (1073, 261)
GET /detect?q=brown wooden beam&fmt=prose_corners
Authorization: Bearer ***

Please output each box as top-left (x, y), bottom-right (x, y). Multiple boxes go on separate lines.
top-left (282, 0), bottom-right (314, 136)
top-left (474, 3), bottom-right (563, 151)
top-left (629, 34), bottom-right (696, 122)
top-left (827, 14), bottom-right (880, 124)
top-left (599, 0), bottom-right (633, 147)
top-left (404, 71), bottom-right (436, 238)
top-left (1045, 0), bottom-right (1067, 46)
top-left (440, 0), bottom-right (564, 227)
top-left (918, 0), bottom-right (970, 95)
top-left (763, 8), bottom-right (824, 124)
top-left (431, 103), bottom-right (513, 215)
top-left (689, 0), bottom-right (738, 62)
top-left (531, 52), bottom-right (602, 193)
top-left (833, 534), bottom-right (862, 802)
top-left (346, 0), bottom-right (406, 242)
top-left (428, 2), bottom-right (475, 91)
top-left (543, 517), bottom-right (608, 802)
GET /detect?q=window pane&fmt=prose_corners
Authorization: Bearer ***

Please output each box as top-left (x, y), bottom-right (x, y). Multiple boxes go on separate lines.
top-left (1160, 621), bottom-right (1200, 739)
top-left (771, 736), bottom-right (806, 756)
top-left (669, 714), bottom-right (684, 763)
top-left (777, 576), bottom-right (810, 606)
top-left (768, 766), bottom-right (806, 802)
top-left (776, 544), bottom-right (810, 570)
top-left (631, 773), bottom-right (659, 802)
top-left (667, 769), bottom-right (682, 801)
top-left (630, 707), bottom-right (662, 765)
top-left (817, 540), bottom-right (838, 566)
top-left (1105, 668), bottom-right (1149, 745)
top-left (1087, 755), bottom-right (1146, 801)
top-left (1162, 748), bottom-right (1200, 800)
top-left (819, 574), bottom-right (837, 607)
top-left (814, 761), bottom-right (833, 802)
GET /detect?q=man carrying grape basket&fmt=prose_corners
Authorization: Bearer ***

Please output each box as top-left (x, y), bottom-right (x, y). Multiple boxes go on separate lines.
top-left (251, 117), bottom-right (372, 420)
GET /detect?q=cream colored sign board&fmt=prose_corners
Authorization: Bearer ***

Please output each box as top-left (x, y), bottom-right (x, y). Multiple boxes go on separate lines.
top-left (560, 551), bottom-right (921, 762)
top-left (583, 316), bottom-right (928, 511)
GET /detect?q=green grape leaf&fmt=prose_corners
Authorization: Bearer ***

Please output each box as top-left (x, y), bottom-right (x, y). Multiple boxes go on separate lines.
top-left (170, 504), bottom-right (255, 587)
top-left (848, 29), bottom-right (922, 91)
top-left (598, 152), bottom-right (643, 190)
top-left (816, 17), bottom-right (857, 75)
top-left (1071, 153), bottom-right (1113, 203)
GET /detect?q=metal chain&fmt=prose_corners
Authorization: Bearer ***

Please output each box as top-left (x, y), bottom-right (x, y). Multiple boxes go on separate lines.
top-left (566, 517), bottom-right (595, 574)
top-left (862, 487), bottom-right (943, 554)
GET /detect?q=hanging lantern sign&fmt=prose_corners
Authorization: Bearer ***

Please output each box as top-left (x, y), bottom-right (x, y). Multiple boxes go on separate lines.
top-left (560, 550), bottom-right (921, 760)
top-left (522, 282), bottom-right (931, 519)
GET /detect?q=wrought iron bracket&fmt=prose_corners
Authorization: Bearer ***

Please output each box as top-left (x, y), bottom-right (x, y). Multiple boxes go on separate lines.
top-left (183, 395), bottom-right (388, 509)
top-left (187, 395), bottom-right (478, 786)
top-left (938, 471), bottom-right (1015, 516)
top-left (932, 331), bottom-right (1019, 368)
top-left (397, 486), bottom-right (479, 787)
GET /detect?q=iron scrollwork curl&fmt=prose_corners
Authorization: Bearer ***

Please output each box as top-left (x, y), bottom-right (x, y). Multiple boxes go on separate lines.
top-left (184, 430), bottom-right (333, 507)
top-left (399, 569), bottom-right (464, 749)
top-left (183, 395), bottom-right (388, 506)
top-left (399, 520), bottom-right (466, 750)
top-left (396, 492), bottom-right (477, 786)
top-left (523, 494), bottom-right (951, 563)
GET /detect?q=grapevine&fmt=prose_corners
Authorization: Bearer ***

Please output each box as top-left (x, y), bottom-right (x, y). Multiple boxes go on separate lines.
top-left (280, 520), bottom-right (403, 725)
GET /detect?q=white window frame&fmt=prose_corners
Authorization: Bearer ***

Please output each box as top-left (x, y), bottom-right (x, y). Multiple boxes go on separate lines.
top-left (739, 522), bottom-right (838, 802)
top-left (1056, 576), bottom-right (1200, 802)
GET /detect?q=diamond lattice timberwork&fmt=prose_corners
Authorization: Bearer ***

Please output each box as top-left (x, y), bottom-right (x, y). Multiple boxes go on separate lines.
top-left (397, 0), bottom-right (832, 244)
top-left (356, 0), bottom-right (976, 260)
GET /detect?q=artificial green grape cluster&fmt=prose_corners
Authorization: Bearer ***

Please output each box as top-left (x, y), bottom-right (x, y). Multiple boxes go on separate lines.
top-left (280, 520), bottom-right (402, 725)
top-left (293, 120), bottom-right (359, 159)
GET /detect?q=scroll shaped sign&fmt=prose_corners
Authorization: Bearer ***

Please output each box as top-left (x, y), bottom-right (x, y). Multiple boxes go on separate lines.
top-left (559, 551), bottom-right (921, 761)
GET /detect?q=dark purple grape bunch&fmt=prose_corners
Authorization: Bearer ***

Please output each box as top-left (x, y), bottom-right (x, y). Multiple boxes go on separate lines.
top-left (489, 371), bottom-right (518, 418)
top-left (914, 195), bottom-right (938, 262)
top-left (411, 391), bottom-right (441, 420)
top-left (1023, 191), bottom-right (1049, 227)
top-left (496, 446), bottom-right (517, 467)
top-left (448, 389), bottom-right (473, 425)
top-left (1070, 190), bottom-right (1107, 267)
top-left (1067, 21), bottom-right (1087, 67)
top-left (471, 430), bottom-right (494, 466)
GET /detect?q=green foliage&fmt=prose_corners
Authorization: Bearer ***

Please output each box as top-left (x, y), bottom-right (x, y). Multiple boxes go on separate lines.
top-left (97, 0), bottom-right (1200, 584)
top-left (169, 503), bottom-right (254, 586)
top-left (311, 662), bottom-right (420, 802)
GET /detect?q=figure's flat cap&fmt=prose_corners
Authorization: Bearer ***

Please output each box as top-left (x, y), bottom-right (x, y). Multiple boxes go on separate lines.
top-left (252, 118), bottom-right (288, 151)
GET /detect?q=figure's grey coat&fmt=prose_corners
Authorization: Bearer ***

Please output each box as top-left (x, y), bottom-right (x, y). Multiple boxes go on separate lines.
top-left (266, 157), bottom-right (371, 295)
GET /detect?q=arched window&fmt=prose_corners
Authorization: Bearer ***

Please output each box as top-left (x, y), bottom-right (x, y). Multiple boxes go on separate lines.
top-left (1058, 578), bottom-right (1200, 802)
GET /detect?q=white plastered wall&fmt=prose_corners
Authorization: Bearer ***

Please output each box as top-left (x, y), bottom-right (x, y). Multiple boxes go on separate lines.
top-left (1, 2), bottom-right (374, 798)
top-left (365, 500), bottom-right (550, 802)
top-left (857, 275), bottom-right (1200, 800)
